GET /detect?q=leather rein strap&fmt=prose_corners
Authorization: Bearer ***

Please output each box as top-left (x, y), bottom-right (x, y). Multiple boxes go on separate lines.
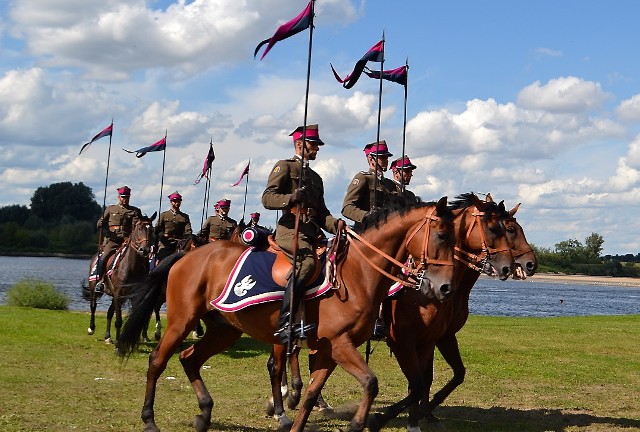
top-left (344, 207), bottom-right (453, 289)
top-left (454, 208), bottom-right (511, 273)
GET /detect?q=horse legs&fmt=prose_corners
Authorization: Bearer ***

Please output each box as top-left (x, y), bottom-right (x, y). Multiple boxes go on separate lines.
top-left (368, 343), bottom-right (427, 432)
top-left (266, 344), bottom-right (294, 430)
top-left (288, 346), bottom-right (303, 410)
top-left (153, 306), bottom-right (162, 341)
top-left (422, 334), bottom-right (466, 420)
top-left (104, 300), bottom-right (115, 343)
top-left (88, 284), bottom-right (98, 335)
top-left (179, 314), bottom-right (242, 432)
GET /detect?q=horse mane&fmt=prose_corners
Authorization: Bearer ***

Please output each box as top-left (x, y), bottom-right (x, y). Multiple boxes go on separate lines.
top-left (449, 192), bottom-right (499, 219)
top-left (355, 197), bottom-right (447, 234)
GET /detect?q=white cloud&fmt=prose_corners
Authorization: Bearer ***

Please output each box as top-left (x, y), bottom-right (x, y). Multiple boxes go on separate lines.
top-left (517, 76), bottom-right (611, 113)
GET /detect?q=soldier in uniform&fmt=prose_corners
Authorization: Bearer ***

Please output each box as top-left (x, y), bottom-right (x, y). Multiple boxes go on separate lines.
top-left (199, 199), bottom-right (238, 241)
top-left (155, 191), bottom-right (192, 262)
top-left (262, 123), bottom-right (341, 344)
top-left (390, 155), bottom-right (419, 204)
top-left (248, 212), bottom-right (264, 229)
top-left (95, 185), bottom-right (143, 292)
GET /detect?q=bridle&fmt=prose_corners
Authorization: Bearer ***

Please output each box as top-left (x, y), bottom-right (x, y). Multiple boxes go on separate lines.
top-left (128, 220), bottom-right (152, 257)
top-left (504, 217), bottom-right (534, 259)
top-left (343, 206), bottom-right (454, 290)
top-left (454, 207), bottom-right (511, 274)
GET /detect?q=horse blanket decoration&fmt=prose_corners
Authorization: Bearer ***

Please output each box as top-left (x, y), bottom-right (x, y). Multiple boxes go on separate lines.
top-left (211, 247), bottom-right (331, 312)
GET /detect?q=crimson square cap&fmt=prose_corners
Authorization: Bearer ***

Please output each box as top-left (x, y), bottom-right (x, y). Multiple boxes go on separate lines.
top-left (214, 198), bottom-right (231, 208)
top-left (168, 191), bottom-right (182, 200)
top-left (390, 156), bottom-right (417, 170)
top-left (363, 140), bottom-right (393, 157)
top-left (117, 185), bottom-right (131, 196)
top-left (290, 124), bottom-right (324, 145)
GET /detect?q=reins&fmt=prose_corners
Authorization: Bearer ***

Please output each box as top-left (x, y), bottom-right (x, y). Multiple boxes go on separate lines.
top-left (128, 220), bottom-right (152, 256)
top-left (343, 207), bottom-right (453, 289)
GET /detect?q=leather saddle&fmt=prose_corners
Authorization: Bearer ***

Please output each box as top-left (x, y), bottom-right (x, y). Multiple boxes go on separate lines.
top-left (265, 235), bottom-right (325, 288)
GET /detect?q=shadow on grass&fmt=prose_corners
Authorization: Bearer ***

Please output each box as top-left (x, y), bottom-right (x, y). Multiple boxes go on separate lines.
top-left (136, 335), bottom-right (272, 360)
top-left (304, 402), bottom-right (640, 432)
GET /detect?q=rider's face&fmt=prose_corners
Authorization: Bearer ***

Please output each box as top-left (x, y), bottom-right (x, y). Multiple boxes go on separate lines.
top-left (368, 154), bottom-right (389, 172)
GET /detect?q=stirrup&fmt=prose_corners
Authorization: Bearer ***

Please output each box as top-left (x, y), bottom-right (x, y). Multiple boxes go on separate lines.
top-left (94, 281), bottom-right (105, 293)
top-left (274, 322), bottom-right (317, 345)
top-left (371, 317), bottom-right (386, 340)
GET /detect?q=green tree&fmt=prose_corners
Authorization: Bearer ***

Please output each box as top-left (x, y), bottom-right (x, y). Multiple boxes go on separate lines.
top-left (30, 182), bottom-right (101, 223)
top-left (584, 232), bottom-right (604, 258)
top-left (0, 204), bottom-right (30, 224)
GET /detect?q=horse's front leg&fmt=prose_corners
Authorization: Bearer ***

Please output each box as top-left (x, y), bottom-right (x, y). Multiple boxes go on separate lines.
top-left (421, 334), bottom-right (465, 420)
top-left (153, 306), bottom-right (162, 341)
top-left (288, 346), bottom-right (303, 410)
top-left (266, 344), bottom-right (293, 430)
top-left (114, 293), bottom-right (123, 345)
top-left (88, 284), bottom-right (98, 335)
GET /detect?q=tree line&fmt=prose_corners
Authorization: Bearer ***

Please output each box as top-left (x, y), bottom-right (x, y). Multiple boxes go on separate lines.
top-left (1, 182), bottom-right (639, 277)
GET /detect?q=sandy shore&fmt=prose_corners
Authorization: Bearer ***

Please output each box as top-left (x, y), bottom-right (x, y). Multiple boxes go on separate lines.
top-left (485, 273), bottom-right (640, 287)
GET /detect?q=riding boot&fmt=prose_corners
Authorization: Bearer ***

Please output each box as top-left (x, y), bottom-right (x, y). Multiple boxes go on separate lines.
top-left (274, 276), bottom-right (316, 345)
top-left (308, 352), bottom-right (332, 411)
top-left (94, 255), bottom-right (105, 293)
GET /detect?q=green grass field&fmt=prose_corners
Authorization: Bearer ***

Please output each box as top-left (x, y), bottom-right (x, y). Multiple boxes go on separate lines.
top-left (0, 306), bottom-right (638, 431)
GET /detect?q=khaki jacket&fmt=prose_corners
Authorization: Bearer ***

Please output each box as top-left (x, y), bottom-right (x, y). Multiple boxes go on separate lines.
top-left (341, 169), bottom-right (397, 223)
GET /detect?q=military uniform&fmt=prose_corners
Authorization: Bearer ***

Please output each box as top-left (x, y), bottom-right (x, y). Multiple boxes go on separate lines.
top-left (263, 155), bottom-right (338, 283)
top-left (96, 201), bottom-right (143, 276)
top-left (342, 168), bottom-right (397, 223)
top-left (392, 180), bottom-right (419, 204)
top-left (199, 215), bottom-right (238, 241)
top-left (155, 209), bottom-right (192, 261)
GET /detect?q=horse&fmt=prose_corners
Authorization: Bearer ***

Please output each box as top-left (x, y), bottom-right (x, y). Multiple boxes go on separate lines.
top-left (86, 213), bottom-right (155, 344)
top-left (367, 192), bottom-right (515, 431)
top-left (117, 198), bottom-right (457, 432)
top-left (410, 200), bottom-right (537, 428)
top-left (142, 220), bottom-right (248, 342)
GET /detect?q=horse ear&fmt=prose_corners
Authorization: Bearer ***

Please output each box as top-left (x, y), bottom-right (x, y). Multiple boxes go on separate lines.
top-left (149, 211), bottom-right (157, 222)
top-left (436, 196), bottom-right (447, 210)
top-left (498, 200), bottom-right (506, 213)
top-left (509, 203), bottom-right (521, 217)
top-left (471, 193), bottom-right (485, 210)
top-left (486, 193), bottom-right (494, 202)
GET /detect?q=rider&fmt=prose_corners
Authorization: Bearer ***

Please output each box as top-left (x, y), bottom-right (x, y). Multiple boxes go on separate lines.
top-left (199, 199), bottom-right (238, 241)
top-left (95, 185), bottom-right (143, 292)
top-left (390, 155), bottom-right (419, 204)
top-left (262, 123), bottom-right (341, 345)
top-left (248, 212), bottom-right (266, 229)
top-left (341, 140), bottom-right (396, 226)
top-left (154, 191), bottom-right (192, 263)
top-left (341, 141), bottom-right (396, 339)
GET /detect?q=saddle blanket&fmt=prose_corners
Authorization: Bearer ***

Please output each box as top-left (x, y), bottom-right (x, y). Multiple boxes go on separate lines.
top-left (211, 247), bottom-right (332, 312)
top-left (88, 245), bottom-right (128, 281)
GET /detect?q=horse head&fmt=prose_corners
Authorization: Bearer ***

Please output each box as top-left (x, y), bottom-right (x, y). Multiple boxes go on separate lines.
top-left (502, 202), bottom-right (537, 278)
top-left (403, 196), bottom-right (456, 302)
top-left (451, 193), bottom-right (514, 281)
top-left (131, 214), bottom-right (155, 258)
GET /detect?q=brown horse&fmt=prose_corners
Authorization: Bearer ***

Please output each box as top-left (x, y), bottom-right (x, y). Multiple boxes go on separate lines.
top-left (413, 200), bottom-right (538, 427)
top-left (86, 213), bottom-right (155, 343)
top-left (142, 220), bottom-right (248, 342)
top-left (366, 193), bottom-right (515, 431)
top-left (118, 198), bottom-right (456, 432)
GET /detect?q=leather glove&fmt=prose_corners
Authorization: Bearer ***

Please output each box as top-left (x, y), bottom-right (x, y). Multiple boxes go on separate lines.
top-left (289, 187), bottom-right (306, 205)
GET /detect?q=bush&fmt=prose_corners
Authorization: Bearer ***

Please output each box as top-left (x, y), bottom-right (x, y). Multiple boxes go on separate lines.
top-left (6, 278), bottom-right (69, 310)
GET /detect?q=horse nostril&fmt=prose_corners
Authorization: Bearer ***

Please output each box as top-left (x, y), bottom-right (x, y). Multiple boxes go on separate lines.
top-left (526, 262), bottom-right (535, 271)
top-left (502, 266), bottom-right (511, 276)
top-left (440, 284), bottom-right (450, 296)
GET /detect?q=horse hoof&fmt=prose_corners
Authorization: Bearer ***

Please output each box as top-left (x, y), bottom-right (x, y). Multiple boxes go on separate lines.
top-left (193, 414), bottom-right (209, 432)
top-left (104, 337), bottom-right (113, 345)
top-left (266, 397), bottom-right (275, 417)
top-left (87, 327), bottom-right (94, 335)
top-left (367, 412), bottom-right (383, 432)
top-left (143, 422), bottom-right (160, 432)
top-left (276, 413), bottom-right (293, 431)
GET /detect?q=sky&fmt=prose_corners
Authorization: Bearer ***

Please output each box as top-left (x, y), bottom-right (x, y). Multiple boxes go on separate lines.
top-left (2, 0), bottom-right (640, 255)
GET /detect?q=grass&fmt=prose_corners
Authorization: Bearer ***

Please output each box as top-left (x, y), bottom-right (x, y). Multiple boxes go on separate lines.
top-left (0, 306), bottom-right (638, 431)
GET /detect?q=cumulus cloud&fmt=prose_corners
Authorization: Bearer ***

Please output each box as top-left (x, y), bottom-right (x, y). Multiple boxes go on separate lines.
top-left (517, 76), bottom-right (612, 113)
top-left (616, 94), bottom-right (640, 122)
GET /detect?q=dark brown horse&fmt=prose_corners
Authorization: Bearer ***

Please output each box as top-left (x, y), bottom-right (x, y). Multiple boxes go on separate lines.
top-left (368, 193), bottom-right (515, 431)
top-left (86, 213), bottom-right (155, 343)
top-left (413, 200), bottom-right (538, 427)
top-left (118, 198), bottom-right (456, 432)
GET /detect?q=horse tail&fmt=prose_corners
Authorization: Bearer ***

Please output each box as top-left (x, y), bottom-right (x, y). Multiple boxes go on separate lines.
top-left (118, 252), bottom-right (186, 358)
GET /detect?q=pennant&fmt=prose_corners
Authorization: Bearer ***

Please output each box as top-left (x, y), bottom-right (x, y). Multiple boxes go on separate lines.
top-left (231, 161), bottom-right (250, 187)
top-left (195, 143), bottom-right (216, 184)
top-left (254, 1), bottom-right (312, 60)
top-left (364, 65), bottom-right (408, 86)
top-left (330, 40), bottom-right (384, 89)
top-left (79, 124), bottom-right (113, 155)
top-left (124, 137), bottom-right (166, 158)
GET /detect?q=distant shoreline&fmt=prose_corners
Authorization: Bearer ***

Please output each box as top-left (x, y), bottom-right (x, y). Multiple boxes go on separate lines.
top-left (481, 272), bottom-right (640, 287)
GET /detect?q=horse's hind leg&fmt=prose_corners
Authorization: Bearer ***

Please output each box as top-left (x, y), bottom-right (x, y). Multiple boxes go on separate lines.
top-left (179, 313), bottom-right (242, 432)
top-left (104, 301), bottom-right (115, 343)
top-left (266, 344), bottom-right (293, 430)
top-left (88, 285), bottom-right (98, 335)
top-left (153, 305), bottom-right (162, 341)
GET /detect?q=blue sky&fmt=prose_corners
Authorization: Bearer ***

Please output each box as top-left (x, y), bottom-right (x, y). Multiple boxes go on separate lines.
top-left (2, 0), bottom-right (640, 255)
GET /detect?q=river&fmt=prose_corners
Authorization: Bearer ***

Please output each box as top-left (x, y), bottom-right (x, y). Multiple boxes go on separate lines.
top-left (0, 256), bottom-right (639, 316)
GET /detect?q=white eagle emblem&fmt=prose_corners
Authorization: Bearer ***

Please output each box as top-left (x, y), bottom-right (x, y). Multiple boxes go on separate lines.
top-left (233, 275), bottom-right (257, 296)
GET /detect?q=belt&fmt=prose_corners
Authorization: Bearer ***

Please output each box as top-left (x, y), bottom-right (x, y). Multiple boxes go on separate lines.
top-left (286, 207), bottom-right (318, 217)
top-left (108, 225), bottom-right (122, 232)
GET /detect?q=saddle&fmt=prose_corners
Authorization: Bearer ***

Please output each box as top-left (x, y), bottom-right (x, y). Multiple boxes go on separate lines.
top-left (265, 235), bottom-right (324, 288)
